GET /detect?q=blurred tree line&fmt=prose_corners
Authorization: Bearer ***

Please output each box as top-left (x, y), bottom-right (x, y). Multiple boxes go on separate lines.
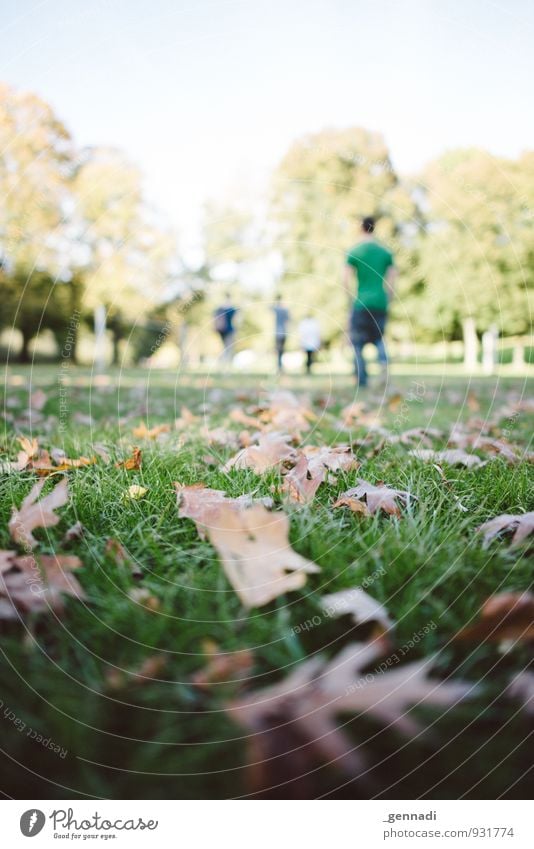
top-left (1, 83), bottom-right (532, 364)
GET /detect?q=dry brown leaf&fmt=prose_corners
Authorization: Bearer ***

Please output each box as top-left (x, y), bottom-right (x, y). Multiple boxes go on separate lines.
top-left (454, 592), bottom-right (534, 644)
top-left (62, 521), bottom-right (84, 544)
top-left (203, 502), bottom-right (320, 608)
top-left (410, 448), bottom-right (485, 468)
top-left (477, 512), bottom-right (534, 548)
top-left (281, 454), bottom-right (326, 503)
top-left (332, 495), bottom-right (370, 516)
top-left (387, 393), bottom-right (403, 412)
top-left (333, 479), bottom-right (411, 517)
top-left (132, 422), bottom-right (171, 439)
top-left (175, 406), bottom-right (199, 429)
top-left (321, 588), bottom-right (394, 632)
top-left (0, 551), bottom-right (17, 574)
top-left (105, 538), bottom-right (142, 577)
top-left (229, 407), bottom-right (264, 429)
top-left (0, 552), bottom-right (84, 619)
top-left (303, 444), bottom-right (359, 475)
top-left (228, 641), bottom-right (471, 795)
top-left (192, 648), bottom-right (254, 690)
top-left (224, 432), bottom-right (296, 474)
top-left (467, 390), bottom-right (480, 412)
top-left (9, 477), bottom-right (69, 549)
top-left (115, 446), bottom-right (142, 470)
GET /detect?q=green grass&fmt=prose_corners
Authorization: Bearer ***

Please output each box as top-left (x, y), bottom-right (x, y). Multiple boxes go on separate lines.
top-left (0, 367), bottom-right (533, 799)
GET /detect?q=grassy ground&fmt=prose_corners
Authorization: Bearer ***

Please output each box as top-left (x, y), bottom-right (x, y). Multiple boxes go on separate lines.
top-left (0, 366), bottom-right (533, 799)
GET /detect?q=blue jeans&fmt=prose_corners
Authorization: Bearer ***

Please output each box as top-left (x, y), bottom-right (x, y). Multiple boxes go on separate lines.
top-left (349, 308), bottom-right (388, 386)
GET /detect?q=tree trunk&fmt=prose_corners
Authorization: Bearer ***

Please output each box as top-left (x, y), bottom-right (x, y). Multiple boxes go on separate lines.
top-left (19, 330), bottom-right (31, 363)
top-left (462, 317), bottom-right (478, 371)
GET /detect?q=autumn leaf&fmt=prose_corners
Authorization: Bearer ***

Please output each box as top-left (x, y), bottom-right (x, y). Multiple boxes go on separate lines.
top-left (62, 520), bottom-right (84, 544)
top-left (281, 453), bottom-right (326, 503)
top-left (175, 406), bottom-right (199, 429)
top-left (228, 641), bottom-right (471, 794)
top-left (192, 646), bottom-right (254, 690)
top-left (124, 484), bottom-right (148, 500)
top-left (0, 552), bottom-right (85, 619)
top-left (321, 587), bottom-right (394, 633)
top-left (224, 432), bottom-right (296, 474)
top-left (115, 446), bottom-right (142, 470)
top-left (9, 477), bottom-right (69, 549)
top-left (477, 512), bottom-right (534, 548)
top-left (29, 389), bottom-right (47, 410)
top-left (410, 448), bottom-right (485, 468)
top-left (132, 422), bottom-right (170, 439)
top-left (454, 592), bottom-right (534, 644)
top-left (333, 479), bottom-right (412, 517)
top-left (176, 483), bottom-right (270, 538)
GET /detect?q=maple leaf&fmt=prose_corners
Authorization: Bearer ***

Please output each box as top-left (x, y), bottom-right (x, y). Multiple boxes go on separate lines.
top-left (115, 447), bottom-right (142, 470)
top-left (224, 432), bottom-right (296, 473)
top-left (228, 641), bottom-right (471, 793)
top-left (175, 484), bottom-right (272, 538)
top-left (454, 592), bottom-right (534, 644)
top-left (410, 448), bottom-right (485, 467)
top-left (333, 479), bottom-right (412, 517)
top-left (132, 422), bottom-right (171, 439)
top-left (0, 551), bottom-right (17, 574)
top-left (202, 502), bottom-right (320, 607)
top-left (8, 477), bottom-right (69, 549)
top-left (321, 587), bottom-right (394, 633)
top-left (477, 512), bottom-right (534, 548)
top-left (0, 553), bottom-right (85, 619)
top-left (281, 453), bottom-right (326, 503)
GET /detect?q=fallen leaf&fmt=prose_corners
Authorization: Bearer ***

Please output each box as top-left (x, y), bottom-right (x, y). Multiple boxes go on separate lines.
top-left (29, 389), bottom-right (47, 410)
top-left (281, 453), bottom-right (326, 503)
top-left (132, 422), bottom-right (170, 439)
top-left (332, 495), bottom-right (370, 516)
top-left (387, 393), bottom-right (403, 412)
top-left (0, 552), bottom-right (84, 618)
top-left (410, 448), bottom-right (485, 468)
top-left (9, 477), bottom-right (69, 549)
top-left (454, 592), bottom-right (534, 644)
top-left (176, 483), bottom-right (271, 538)
top-left (467, 390), bottom-right (480, 412)
top-left (124, 484), bottom-right (148, 500)
top-left (192, 648), bottom-right (254, 690)
top-left (115, 447), bottom-right (142, 470)
top-left (62, 521), bottom-right (84, 544)
top-left (175, 406), bottom-right (199, 429)
top-left (93, 443), bottom-right (111, 464)
top-left (477, 512), bottom-right (534, 548)
top-left (321, 587), bottom-right (394, 633)
top-left (105, 538), bottom-right (142, 577)
top-left (224, 432), bottom-right (296, 474)
top-left (0, 551), bottom-right (17, 574)
top-left (228, 641), bottom-right (471, 795)
top-left (199, 502), bottom-right (320, 607)
top-left (333, 479), bottom-right (412, 517)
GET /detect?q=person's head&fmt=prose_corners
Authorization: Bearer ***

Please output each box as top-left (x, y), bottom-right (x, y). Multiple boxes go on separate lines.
top-left (361, 216), bottom-right (375, 235)
top-left (275, 294), bottom-right (282, 303)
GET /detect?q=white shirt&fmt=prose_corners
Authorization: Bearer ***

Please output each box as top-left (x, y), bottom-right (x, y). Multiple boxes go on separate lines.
top-left (298, 318), bottom-right (321, 351)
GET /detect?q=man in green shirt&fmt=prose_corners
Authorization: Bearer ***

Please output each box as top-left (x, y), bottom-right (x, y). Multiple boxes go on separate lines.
top-left (343, 216), bottom-right (397, 387)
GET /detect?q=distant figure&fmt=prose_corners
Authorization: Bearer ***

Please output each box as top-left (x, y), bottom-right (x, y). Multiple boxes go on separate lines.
top-left (213, 294), bottom-right (238, 364)
top-left (298, 314), bottom-right (321, 375)
top-left (344, 216), bottom-right (397, 387)
top-left (272, 295), bottom-right (290, 372)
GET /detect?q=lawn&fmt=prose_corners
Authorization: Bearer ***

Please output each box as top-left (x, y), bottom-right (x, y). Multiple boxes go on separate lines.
top-left (0, 366), bottom-right (533, 799)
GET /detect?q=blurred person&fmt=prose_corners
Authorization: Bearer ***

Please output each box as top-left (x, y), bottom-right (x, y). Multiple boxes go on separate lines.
top-left (272, 294), bottom-right (290, 372)
top-left (344, 216), bottom-right (397, 387)
top-left (213, 294), bottom-right (238, 364)
top-left (298, 313), bottom-right (321, 375)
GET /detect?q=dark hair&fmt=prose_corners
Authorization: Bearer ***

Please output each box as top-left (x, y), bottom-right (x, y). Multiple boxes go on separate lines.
top-left (362, 216), bottom-right (375, 234)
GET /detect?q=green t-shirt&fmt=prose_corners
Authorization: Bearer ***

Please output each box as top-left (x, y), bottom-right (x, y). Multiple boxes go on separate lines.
top-left (346, 240), bottom-right (393, 312)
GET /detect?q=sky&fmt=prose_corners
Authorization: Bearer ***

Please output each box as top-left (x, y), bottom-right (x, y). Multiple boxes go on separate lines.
top-left (1, 0), bottom-right (533, 248)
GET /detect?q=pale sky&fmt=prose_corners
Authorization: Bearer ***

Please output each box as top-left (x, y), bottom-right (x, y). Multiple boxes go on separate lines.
top-left (2, 0), bottom-right (533, 248)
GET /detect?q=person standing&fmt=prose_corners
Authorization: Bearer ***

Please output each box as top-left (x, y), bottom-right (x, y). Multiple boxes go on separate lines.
top-left (298, 313), bottom-right (321, 375)
top-left (213, 294), bottom-right (238, 364)
top-left (344, 216), bottom-right (397, 387)
top-left (272, 295), bottom-right (290, 372)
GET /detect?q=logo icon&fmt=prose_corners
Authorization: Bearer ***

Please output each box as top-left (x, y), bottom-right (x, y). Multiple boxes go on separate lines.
top-left (20, 810), bottom-right (46, 837)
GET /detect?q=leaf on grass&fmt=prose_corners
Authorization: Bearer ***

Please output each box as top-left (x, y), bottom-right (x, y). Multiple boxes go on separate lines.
top-left (281, 454), bottom-right (326, 503)
top-left (228, 641), bottom-right (471, 794)
top-left (224, 432), bottom-right (296, 474)
top-left (132, 422), bottom-right (171, 439)
top-left (175, 406), bottom-right (199, 429)
top-left (410, 448), bottom-right (485, 468)
top-left (105, 538), bottom-right (142, 577)
top-left (176, 483), bottom-right (271, 538)
top-left (115, 446), bottom-right (142, 470)
top-left (192, 646), bottom-right (254, 690)
top-left (0, 553), bottom-right (84, 619)
top-left (124, 484), bottom-right (148, 500)
top-left (454, 592), bottom-right (534, 644)
top-left (333, 479), bottom-right (412, 517)
top-left (0, 551), bottom-right (17, 574)
top-left (477, 512), bottom-right (534, 548)
top-left (62, 521), bottom-right (84, 544)
top-left (199, 502), bottom-right (320, 607)
top-left (321, 588), bottom-right (394, 633)
top-left (9, 477), bottom-right (69, 549)
top-left (29, 389), bottom-right (47, 410)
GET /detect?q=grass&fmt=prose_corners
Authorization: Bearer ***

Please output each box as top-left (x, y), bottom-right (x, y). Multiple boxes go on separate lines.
top-left (0, 366), bottom-right (533, 799)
